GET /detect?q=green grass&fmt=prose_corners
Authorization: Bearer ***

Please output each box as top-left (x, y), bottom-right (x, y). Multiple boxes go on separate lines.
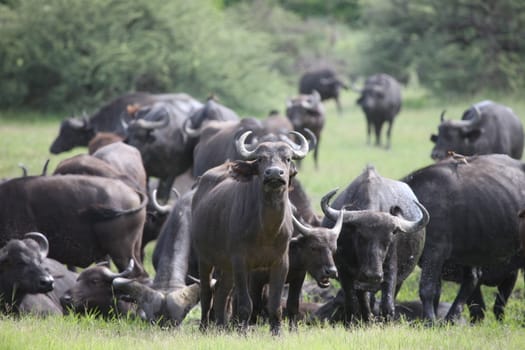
top-left (2, 90), bottom-right (525, 348)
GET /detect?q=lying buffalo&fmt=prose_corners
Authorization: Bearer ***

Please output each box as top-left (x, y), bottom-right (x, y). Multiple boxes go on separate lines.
top-left (355, 73), bottom-right (402, 149)
top-left (0, 175), bottom-right (149, 280)
top-left (430, 100), bottom-right (524, 160)
top-left (192, 131), bottom-right (308, 335)
top-left (299, 68), bottom-right (348, 114)
top-left (0, 232), bottom-right (55, 313)
top-left (321, 166), bottom-right (429, 323)
top-left (403, 154), bottom-right (525, 322)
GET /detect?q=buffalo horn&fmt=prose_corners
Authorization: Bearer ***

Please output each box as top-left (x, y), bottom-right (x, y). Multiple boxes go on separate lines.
top-left (320, 189), bottom-right (377, 224)
top-left (133, 113), bottom-right (170, 130)
top-left (68, 117), bottom-right (86, 130)
top-left (24, 232), bottom-right (49, 259)
top-left (182, 117), bottom-right (201, 138)
top-left (151, 189), bottom-right (173, 214)
top-left (303, 128), bottom-right (318, 151)
top-left (440, 110), bottom-right (446, 122)
top-left (288, 131), bottom-right (309, 159)
top-left (392, 201), bottom-right (430, 234)
top-left (292, 215), bottom-right (316, 237)
top-left (236, 130), bottom-right (257, 160)
top-left (18, 163), bottom-right (28, 177)
top-left (102, 259), bottom-right (135, 280)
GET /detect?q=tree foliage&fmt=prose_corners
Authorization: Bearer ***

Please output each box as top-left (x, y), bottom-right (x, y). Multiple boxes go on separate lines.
top-left (0, 0), bottom-right (289, 114)
top-left (359, 0), bottom-right (525, 93)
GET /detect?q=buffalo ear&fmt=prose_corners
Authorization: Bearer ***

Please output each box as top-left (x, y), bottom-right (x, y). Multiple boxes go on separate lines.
top-left (289, 161), bottom-right (298, 181)
top-left (230, 160), bottom-right (258, 181)
top-left (430, 134), bottom-right (438, 143)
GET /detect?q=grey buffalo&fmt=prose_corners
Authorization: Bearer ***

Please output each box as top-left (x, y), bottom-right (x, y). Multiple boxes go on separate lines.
top-left (0, 175), bottom-right (149, 280)
top-left (355, 73), bottom-right (402, 149)
top-left (321, 166), bottom-right (429, 323)
top-left (430, 100), bottom-right (524, 160)
top-left (403, 154), bottom-right (525, 322)
top-left (191, 131), bottom-right (308, 335)
top-left (299, 68), bottom-right (348, 114)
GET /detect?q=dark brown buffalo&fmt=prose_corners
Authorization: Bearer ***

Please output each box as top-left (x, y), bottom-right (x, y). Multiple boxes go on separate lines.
top-left (191, 130), bottom-right (308, 335)
top-left (430, 100), bottom-right (524, 160)
top-left (321, 166), bottom-right (429, 323)
top-left (299, 68), bottom-right (348, 114)
top-left (88, 132), bottom-right (125, 154)
top-left (403, 154), bottom-right (525, 323)
top-left (355, 73), bottom-right (402, 149)
top-left (50, 92), bottom-right (202, 154)
top-left (60, 260), bottom-right (135, 317)
top-left (0, 232), bottom-right (55, 313)
top-left (0, 175), bottom-right (149, 280)
top-left (250, 195), bottom-right (343, 329)
top-left (286, 90), bottom-right (325, 169)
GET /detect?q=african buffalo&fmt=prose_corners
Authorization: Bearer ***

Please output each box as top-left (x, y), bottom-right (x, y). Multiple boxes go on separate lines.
top-left (60, 260), bottom-right (135, 317)
top-left (182, 97), bottom-right (240, 138)
top-left (355, 73), bottom-right (402, 149)
top-left (299, 68), bottom-right (348, 114)
top-left (88, 132), bottom-right (125, 154)
top-left (250, 195), bottom-right (343, 329)
top-left (191, 130), bottom-right (309, 335)
top-left (286, 90), bottom-right (325, 169)
top-left (403, 154), bottom-right (525, 322)
top-left (0, 232), bottom-right (55, 313)
top-left (430, 100), bottom-right (524, 160)
top-left (321, 166), bottom-right (429, 323)
top-left (0, 175), bottom-right (149, 280)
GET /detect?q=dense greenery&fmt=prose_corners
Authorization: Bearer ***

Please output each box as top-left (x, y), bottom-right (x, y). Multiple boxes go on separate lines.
top-left (1, 0), bottom-right (523, 112)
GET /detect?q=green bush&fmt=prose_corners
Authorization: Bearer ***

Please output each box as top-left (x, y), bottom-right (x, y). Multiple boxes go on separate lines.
top-left (0, 0), bottom-right (290, 115)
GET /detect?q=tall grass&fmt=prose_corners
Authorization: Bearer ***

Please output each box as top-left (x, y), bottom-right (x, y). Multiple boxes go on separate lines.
top-left (1, 89), bottom-right (525, 348)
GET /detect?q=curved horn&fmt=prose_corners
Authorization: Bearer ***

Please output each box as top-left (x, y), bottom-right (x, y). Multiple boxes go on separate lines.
top-left (24, 232), bottom-right (49, 259)
top-left (120, 113), bottom-right (130, 131)
top-left (329, 208), bottom-right (345, 238)
top-left (440, 110), bottom-right (446, 122)
top-left (18, 163), bottom-right (28, 177)
top-left (133, 114), bottom-right (170, 130)
top-left (292, 215), bottom-right (317, 237)
top-left (102, 259), bottom-right (135, 280)
top-left (302, 128), bottom-right (317, 152)
top-left (320, 189), bottom-right (374, 224)
top-left (288, 131), bottom-right (309, 159)
top-left (235, 130), bottom-right (257, 160)
top-left (41, 159), bottom-right (50, 176)
top-left (68, 117), bottom-right (86, 130)
top-left (392, 201), bottom-right (430, 234)
top-left (151, 189), bottom-right (172, 214)
top-left (182, 117), bottom-right (201, 138)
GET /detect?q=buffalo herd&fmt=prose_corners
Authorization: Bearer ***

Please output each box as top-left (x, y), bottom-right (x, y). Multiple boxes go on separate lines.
top-left (1, 72), bottom-right (525, 336)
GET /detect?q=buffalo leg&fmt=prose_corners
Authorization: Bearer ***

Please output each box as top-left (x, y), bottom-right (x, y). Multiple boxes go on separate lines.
top-left (267, 258), bottom-right (288, 336)
top-left (419, 254), bottom-right (445, 322)
top-left (156, 176), bottom-right (176, 204)
top-left (232, 255), bottom-right (251, 333)
top-left (380, 249), bottom-right (397, 321)
top-left (466, 285), bottom-right (485, 323)
top-left (493, 270), bottom-right (518, 321)
top-left (385, 120), bottom-right (393, 149)
top-left (445, 266), bottom-right (482, 322)
top-left (313, 135), bottom-right (320, 170)
top-left (356, 290), bottom-right (373, 322)
top-left (374, 121), bottom-right (384, 147)
top-left (335, 96), bottom-right (342, 116)
top-left (248, 271), bottom-right (267, 325)
top-left (214, 271), bottom-right (233, 329)
top-left (198, 260), bottom-right (214, 331)
top-left (366, 120), bottom-right (372, 145)
top-left (286, 270), bottom-right (307, 331)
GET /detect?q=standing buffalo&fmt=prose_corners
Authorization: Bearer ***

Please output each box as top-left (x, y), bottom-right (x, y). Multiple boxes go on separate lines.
top-left (286, 91), bottom-right (325, 169)
top-left (430, 100), bottom-right (524, 160)
top-left (403, 154), bottom-right (525, 322)
top-left (0, 175), bottom-right (149, 280)
top-left (321, 166), bottom-right (429, 323)
top-left (49, 92), bottom-right (202, 154)
top-left (299, 68), bottom-right (348, 114)
top-left (355, 73), bottom-right (402, 149)
top-left (0, 232), bottom-right (55, 313)
top-left (191, 131), bottom-right (309, 335)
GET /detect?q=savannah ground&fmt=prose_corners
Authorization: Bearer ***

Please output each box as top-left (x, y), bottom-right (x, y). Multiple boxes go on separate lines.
top-left (1, 89), bottom-right (525, 349)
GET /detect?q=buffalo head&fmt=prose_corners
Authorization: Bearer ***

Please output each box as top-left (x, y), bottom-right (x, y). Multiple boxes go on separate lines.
top-left (50, 116), bottom-right (94, 154)
top-left (0, 232), bottom-right (54, 308)
top-left (233, 130), bottom-right (308, 192)
top-left (322, 193), bottom-right (429, 291)
top-left (430, 107), bottom-right (484, 160)
top-left (60, 260), bottom-right (135, 317)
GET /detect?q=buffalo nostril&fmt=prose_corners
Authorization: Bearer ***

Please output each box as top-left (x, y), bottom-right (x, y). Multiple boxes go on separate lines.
top-left (39, 275), bottom-right (55, 291)
top-left (325, 266), bottom-right (338, 278)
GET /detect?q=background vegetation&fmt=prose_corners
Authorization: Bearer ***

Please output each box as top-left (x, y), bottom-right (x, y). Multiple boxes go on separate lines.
top-left (1, 0), bottom-right (524, 114)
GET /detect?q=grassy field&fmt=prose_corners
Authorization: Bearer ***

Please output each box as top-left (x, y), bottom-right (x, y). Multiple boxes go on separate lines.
top-left (1, 89), bottom-right (525, 349)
